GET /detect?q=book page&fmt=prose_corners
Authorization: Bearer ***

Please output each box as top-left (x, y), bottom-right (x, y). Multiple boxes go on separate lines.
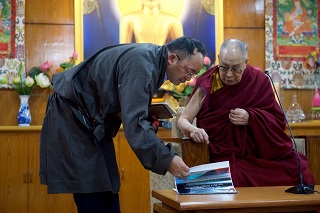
top-left (174, 161), bottom-right (237, 195)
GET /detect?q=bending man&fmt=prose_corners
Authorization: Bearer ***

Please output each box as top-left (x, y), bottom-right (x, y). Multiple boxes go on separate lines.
top-left (40, 36), bottom-right (206, 213)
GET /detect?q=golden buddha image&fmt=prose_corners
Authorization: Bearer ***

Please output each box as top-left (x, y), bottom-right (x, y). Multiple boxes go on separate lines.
top-left (118, 0), bottom-right (184, 45)
top-left (82, 0), bottom-right (216, 70)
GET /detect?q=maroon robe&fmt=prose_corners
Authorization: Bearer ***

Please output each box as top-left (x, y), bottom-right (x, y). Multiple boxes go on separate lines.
top-left (193, 64), bottom-right (315, 187)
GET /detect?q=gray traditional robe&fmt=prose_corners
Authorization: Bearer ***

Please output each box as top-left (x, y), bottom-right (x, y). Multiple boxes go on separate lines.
top-left (40, 43), bottom-right (176, 193)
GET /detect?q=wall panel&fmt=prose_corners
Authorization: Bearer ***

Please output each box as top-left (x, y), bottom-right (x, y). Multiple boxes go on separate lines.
top-left (224, 28), bottom-right (265, 70)
top-left (25, 25), bottom-right (75, 71)
top-left (224, 0), bottom-right (265, 28)
top-left (25, 0), bottom-right (74, 24)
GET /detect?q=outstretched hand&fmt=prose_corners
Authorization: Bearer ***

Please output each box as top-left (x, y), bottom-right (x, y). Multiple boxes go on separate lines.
top-left (167, 155), bottom-right (190, 178)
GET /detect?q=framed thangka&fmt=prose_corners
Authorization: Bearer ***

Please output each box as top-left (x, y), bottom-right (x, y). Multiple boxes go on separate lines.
top-left (82, 0), bottom-right (221, 65)
top-left (265, 0), bottom-right (319, 89)
top-left (0, 0), bottom-right (25, 89)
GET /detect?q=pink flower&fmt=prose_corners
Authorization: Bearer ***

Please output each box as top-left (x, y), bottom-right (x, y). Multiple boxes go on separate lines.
top-left (185, 77), bottom-right (197, 87)
top-left (72, 51), bottom-right (78, 60)
top-left (203, 56), bottom-right (211, 65)
top-left (40, 60), bottom-right (52, 72)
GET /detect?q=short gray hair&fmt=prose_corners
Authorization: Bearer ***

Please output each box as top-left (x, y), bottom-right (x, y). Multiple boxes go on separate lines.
top-left (220, 39), bottom-right (248, 59)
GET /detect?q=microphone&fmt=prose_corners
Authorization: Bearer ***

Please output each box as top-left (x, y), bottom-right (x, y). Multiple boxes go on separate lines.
top-left (265, 70), bottom-right (315, 194)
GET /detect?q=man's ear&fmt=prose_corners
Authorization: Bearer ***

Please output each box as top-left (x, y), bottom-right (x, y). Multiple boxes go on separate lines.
top-left (167, 53), bottom-right (177, 65)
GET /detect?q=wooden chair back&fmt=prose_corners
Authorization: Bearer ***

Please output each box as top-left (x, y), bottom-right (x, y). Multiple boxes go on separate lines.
top-left (160, 137), bottom-right (210, 167)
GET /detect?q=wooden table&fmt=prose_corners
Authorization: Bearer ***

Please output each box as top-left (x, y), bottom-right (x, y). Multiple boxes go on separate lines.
top-left (285, 120), bottom-right (320, 136)
top-left (284, 121), bottom-right (320, 184)
top-left (152, 186), bottom-right (320, 213)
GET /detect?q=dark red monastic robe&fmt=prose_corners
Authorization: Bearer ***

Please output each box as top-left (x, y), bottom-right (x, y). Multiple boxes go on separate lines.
top-left (193, 65), bottom-right (315, 187)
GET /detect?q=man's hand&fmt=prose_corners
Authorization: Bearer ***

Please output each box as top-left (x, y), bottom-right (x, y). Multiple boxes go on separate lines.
top-left (189, 127), bottom-right (209, 144)
top-left (229, 108), bottom-right (249, 125)
top-left (167, 155), bottom-right (190, 178)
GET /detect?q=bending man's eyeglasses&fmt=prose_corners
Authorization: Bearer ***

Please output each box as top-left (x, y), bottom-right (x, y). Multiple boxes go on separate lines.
top-left (218, 65), bottom-right (243, 74)
top-left (177, 55), bottom-right (197, 78)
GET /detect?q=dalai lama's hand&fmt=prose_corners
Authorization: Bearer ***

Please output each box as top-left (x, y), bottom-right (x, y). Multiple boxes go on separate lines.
top-left (189, 127), bottom-right (209, 144)
top-left (229, 108), bottom-right (249, 125)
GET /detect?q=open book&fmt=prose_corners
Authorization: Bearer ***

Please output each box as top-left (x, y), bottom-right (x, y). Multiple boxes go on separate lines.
top-left (174, 161), bottom-right (237, 195)
top-left (148, 102), bottom-right (176, 119)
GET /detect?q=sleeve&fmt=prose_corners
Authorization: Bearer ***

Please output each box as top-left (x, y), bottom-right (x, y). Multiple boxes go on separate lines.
top-left (118, 70), bottom-right (176, 175)
top-left (246, 74), bottom-right (293, 159)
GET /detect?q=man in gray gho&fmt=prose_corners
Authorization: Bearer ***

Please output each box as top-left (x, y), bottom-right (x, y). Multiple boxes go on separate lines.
top-left (39, 36), bottom-right (207, 213)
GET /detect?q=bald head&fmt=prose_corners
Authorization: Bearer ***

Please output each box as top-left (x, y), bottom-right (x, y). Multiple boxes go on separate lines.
top-left (219, 39), bottom-right (248, 61)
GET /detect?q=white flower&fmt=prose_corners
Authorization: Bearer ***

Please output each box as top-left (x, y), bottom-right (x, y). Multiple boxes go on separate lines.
top-left (25, 76), bottom-right (35, 87)
top-left (35, 73), bottom-right (51, 88)
top-left (13, 76), bottom-right (21, 84)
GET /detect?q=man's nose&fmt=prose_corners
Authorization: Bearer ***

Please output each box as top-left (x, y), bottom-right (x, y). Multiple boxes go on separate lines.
top-left (226, 70), bottom-right (234, 77)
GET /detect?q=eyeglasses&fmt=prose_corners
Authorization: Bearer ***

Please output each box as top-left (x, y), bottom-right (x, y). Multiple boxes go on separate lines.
top-left (218, 65), bottom-right (243, 74)
top-left (176, 55), bottom-right (197, 78)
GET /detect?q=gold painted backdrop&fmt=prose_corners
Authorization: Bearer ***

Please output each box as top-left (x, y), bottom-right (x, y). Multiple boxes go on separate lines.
top-left (82, 0), bottom-right (217, 64)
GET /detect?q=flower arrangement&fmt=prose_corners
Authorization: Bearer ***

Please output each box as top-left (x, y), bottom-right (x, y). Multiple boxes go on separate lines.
top-left (0, 52), bottom-right (79, 95)
top-left (0, 61), bottom-right (52, 95)
top-left (56, 51), bottom-right (79, 72)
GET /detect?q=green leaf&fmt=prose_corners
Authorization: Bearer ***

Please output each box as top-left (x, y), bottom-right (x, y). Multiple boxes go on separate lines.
top-left (17, 62), bottom-right (23, 77)
top-left (29, 67), bottom-right (41, 78)
top-left (60, 63), bottom-right (68, 68)
top-left (182, 86), bottom-right (193, 96)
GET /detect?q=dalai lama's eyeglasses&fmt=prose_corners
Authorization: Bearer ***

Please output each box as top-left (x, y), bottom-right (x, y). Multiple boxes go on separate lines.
top-left (218, 65), bottom-right (243, 74)
top-left (177, 55), bottom-right (197, 78)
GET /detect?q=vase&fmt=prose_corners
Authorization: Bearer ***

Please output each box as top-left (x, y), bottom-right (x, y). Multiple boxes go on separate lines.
top-left (17, 95), bottom-right (31, 126)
